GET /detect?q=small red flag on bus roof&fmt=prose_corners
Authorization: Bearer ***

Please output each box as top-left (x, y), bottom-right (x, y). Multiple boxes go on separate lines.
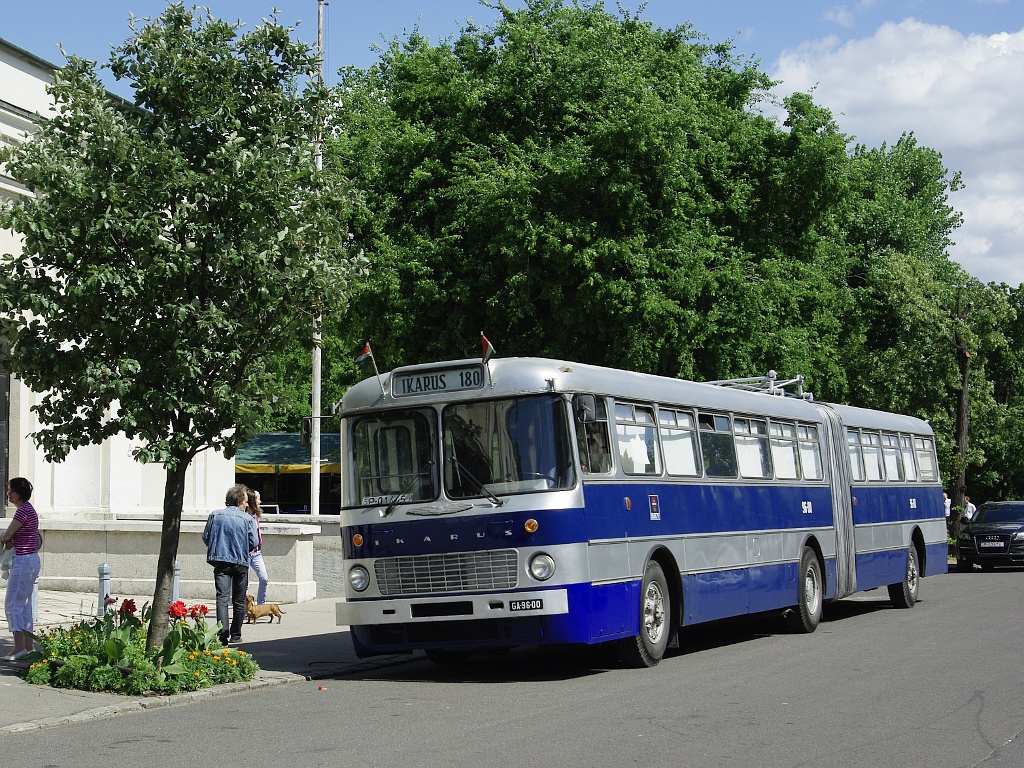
top-left (355, 341), bottom-right (372, 364)
top-left (481, 332), bottom-right (497, 363)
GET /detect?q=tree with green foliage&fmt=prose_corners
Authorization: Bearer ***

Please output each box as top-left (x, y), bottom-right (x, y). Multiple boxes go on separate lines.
top-left (331, 0), bottom-right (833, 380)
top-left (973, 283), bottom-right (1024, 500)
top-left (0, 4), bottom-right (361, 651)
top-left (314, 0), bottom-right (1010, 497)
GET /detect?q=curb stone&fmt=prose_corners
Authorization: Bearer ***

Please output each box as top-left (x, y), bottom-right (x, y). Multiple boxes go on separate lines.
top-left (1, 655), bottom-right (416, 735)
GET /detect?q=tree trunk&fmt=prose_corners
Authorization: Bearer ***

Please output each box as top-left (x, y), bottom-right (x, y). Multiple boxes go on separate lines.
top-left (145, 458), bottom-right (191, 654)
top-left (951, 287), bottom-right (973, 539)
top-left (953, 338), bottom-right (970, 509)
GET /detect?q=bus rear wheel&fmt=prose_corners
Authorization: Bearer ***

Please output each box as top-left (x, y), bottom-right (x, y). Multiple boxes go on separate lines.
top-left (787, 547), bottom-right (823, 634)
top-left (618, 559), bottom-right (671, 668)
top-left (888, 544), bottom-right (920, 608)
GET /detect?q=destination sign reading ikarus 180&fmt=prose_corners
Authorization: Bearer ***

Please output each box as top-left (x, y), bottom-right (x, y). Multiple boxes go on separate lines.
top-left (392, 365), bottom-right (485, 397)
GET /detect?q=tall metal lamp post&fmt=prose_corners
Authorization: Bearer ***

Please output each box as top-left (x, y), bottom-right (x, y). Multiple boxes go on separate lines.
top-left (309, 0), bottom-right (327, 516)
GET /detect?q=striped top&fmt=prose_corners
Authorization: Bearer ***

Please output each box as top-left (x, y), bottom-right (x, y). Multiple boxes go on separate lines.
top-left (12, 502), bottom-right (39, 555)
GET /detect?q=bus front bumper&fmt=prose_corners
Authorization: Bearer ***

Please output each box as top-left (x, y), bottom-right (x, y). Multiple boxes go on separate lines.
top-left (336, 588), bottom-right (569, 627)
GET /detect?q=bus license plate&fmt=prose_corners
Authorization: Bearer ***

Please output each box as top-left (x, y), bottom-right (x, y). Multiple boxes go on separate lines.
top-left (510, 599), bottom-right (543, 612)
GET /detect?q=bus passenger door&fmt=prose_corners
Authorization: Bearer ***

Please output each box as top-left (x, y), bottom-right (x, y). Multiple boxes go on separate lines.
top-left (575, 396), bottom-right (631, 640)
top-left (815, 404), bottom-right (857, 598)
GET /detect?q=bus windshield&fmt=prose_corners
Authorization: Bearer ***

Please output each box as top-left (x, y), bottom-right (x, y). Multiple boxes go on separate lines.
top-left (352, 409), bottom-right (437, 507)
top-left (443, 394), bottom-right (576, 498)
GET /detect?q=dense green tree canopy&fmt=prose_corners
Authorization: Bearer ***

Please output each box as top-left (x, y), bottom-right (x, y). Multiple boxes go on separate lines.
top-left (317, 0), bottom-right (1021, 499)
top-left (0, 4), bottom-right (361, 648)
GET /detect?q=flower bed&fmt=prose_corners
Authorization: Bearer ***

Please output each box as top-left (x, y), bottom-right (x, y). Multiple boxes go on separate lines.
top-left (23, 598), bottom-right (259, 695)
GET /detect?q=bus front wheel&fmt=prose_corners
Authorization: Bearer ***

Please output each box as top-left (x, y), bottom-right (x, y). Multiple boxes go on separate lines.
top-left (787, 547), bottom-right (823, 633)
top-left (618, 559), bottom-right (671, 668)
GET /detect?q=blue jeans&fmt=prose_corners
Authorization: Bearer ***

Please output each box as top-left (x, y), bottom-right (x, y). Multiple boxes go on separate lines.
top-left (249, 551), bottom-right (269, 604)
top-left (211, 562), bottom-right (249, 642)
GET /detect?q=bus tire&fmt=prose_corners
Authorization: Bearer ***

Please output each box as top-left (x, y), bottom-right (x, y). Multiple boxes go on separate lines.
top-left (888, 544), bottom-right (920, 609)
top-left (618, 559), bottom-right (670, 668)
top-left (787, 547), bottom-right (823, 634)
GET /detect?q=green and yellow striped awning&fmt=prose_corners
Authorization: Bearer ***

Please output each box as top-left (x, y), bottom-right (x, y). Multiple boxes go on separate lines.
top-left (234, 432), bottom-right (341, 475)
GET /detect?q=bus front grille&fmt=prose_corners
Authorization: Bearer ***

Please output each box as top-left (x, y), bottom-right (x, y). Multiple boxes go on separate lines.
top-left (374, 549), bottom-right (519, 596)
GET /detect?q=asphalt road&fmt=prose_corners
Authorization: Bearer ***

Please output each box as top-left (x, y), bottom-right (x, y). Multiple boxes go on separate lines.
top-left (5, 567), bottom-right (1024, 768)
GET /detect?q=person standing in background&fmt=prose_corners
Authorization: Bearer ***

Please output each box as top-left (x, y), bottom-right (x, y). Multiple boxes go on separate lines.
top-left (1, 477), bottom-right (41, 661)
top-left (203, 484), bottom-right (258, 645)
top-left (963, 495), bottom-right (977, 521)
top-left (246, 489), bottom-right (270, 605)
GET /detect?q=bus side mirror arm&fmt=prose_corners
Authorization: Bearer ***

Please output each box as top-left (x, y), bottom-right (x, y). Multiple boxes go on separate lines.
top-left (574, 394), bottom-right (597, 424)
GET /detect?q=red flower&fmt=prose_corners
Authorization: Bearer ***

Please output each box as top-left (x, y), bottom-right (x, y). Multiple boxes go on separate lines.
top-left (189, 604), bottom-right (209, 619)
top-left (119, 599), bottom-right (137, 616)
top-left (167, 600), bottom-right (188, 619)
top-left (105, 594), bottom-right (117, 606)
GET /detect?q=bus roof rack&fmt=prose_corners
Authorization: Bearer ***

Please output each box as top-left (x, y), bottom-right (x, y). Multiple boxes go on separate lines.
top-left (703, 370), bottom-right (815, 401)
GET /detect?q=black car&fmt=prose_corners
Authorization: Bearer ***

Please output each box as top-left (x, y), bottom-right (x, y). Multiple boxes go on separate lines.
top-left (957, 501), bottom-right (1024, 571)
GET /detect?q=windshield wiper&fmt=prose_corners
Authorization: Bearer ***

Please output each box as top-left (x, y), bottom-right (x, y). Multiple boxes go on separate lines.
top-left (446, 455), bottom-right (504, 507)
top-left (381, 461), bottom-right (433, 518)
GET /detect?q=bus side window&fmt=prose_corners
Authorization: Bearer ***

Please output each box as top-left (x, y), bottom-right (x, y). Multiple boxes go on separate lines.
top-left (798, 425), bottom-right (824, 480)
top-left (847, 429), bottom-right (865, 482)
top-left (735, 417), bottom-right (772, 479)
top-left (698, 412), bottom-right (737, 477)
top-left (769, 422), bottom-right (800, 480)
top-left (900, 435), bottom-right (918, 481)
top-left (863, 431), bottom-right (885, 481)
top-left (914, 436), bottom-right (939, 481)
top-left (882, 433), bottom-right (905, 481)
top-left (661, 409), bottom-right (701, 476)
top-left (576, 398), bottom-right (612, 474)
top-left (615, 403), bottom-right (661, 475)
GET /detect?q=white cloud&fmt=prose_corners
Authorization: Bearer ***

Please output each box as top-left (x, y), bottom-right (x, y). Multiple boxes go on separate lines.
top-left (772, 20), bottom-right (1024, 285)
top-left (825, 6), bottom-right (855, 28)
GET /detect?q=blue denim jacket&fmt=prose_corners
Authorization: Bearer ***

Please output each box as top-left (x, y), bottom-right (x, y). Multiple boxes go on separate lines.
top-left (203, 506), bottom-right (258, 566)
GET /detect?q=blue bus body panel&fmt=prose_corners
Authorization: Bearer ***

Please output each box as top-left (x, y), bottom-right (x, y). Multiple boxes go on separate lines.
top-left (581, 481), bottom-right (837, 540)
top-left (343, 479), bottom-right (945, 654)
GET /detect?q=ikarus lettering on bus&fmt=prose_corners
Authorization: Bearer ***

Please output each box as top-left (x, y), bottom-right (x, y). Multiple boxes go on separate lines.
top-left (391, 365), bottom-right (484, 397)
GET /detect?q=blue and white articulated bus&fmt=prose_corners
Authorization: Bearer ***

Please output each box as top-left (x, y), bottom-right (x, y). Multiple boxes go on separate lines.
top-left (335, 357), bottom-right (946, 666)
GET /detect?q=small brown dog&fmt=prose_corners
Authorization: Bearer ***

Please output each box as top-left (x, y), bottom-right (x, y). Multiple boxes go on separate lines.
top-left (245, 594), bottom-right (285, 624)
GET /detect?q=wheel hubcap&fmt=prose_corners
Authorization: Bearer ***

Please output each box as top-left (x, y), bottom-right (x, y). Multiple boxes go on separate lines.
top-left (804, 566), bottom-right (821, 614)
top-left (908, 556), bottom-right (919, 593)
top-left (643, 581), bottom-right (666, 643)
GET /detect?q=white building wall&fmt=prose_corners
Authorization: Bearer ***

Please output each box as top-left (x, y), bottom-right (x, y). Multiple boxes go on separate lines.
top-left (1, 38), bottom-right (236, 518)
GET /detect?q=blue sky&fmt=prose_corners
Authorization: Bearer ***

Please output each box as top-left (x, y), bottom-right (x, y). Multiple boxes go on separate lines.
top-left (3, 1), bottom-right (1022, 284)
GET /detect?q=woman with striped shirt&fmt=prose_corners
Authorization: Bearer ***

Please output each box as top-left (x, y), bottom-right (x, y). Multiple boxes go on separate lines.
top-left (2, 477), bottom-right (40, 661)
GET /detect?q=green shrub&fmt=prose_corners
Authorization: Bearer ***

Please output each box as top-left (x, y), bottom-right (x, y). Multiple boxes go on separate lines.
top-left (24, 599), bottom-right (259, 695)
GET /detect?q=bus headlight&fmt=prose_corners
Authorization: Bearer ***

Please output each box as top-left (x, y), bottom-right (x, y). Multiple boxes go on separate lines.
top-left (529, 553), bottom-right (556, 581)
top-left (348, 565), bottom-right (370, 592)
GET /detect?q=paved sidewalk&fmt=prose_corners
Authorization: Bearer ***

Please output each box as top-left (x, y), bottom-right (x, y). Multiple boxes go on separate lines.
top-left (0, 589), bottom-right (411, 735)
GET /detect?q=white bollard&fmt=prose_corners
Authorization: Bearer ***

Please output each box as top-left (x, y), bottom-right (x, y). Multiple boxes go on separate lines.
top-left (97, 562), bottom-right (111, 617)
top-left (172, 559), bottom-right (181, 602)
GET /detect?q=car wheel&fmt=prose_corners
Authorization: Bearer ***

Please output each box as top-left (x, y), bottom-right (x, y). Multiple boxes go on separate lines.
top-left (617, 559), bottom-right (671, 668)
top-left (786, 547), bottom-right (823, 633)
top-left (888, 544), bottom-right (920, 608)
top-left (956, 558), bottom-right (973, 572)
